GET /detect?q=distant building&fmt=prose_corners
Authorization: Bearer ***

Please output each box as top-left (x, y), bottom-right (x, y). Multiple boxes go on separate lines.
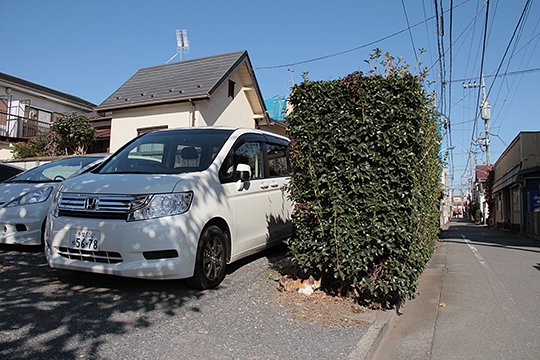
top-left (0, 72), bottom-right (95, 160)
top-left (264, 97), bottom-right (287, 120)
top-left (452, 195), bottom-right (465, 218)
top-left (472, 164), bottom-right (491, 224)
top-left (492, 131), bottom-right (540, 237)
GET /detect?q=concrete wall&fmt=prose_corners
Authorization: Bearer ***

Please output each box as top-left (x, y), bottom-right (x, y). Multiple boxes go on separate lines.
top-left (521, 132), bottom-right (540, 170)
top-left (0, 142), bottom-right (13, 160)
top-left (493, 135), bottom-right (522, 182)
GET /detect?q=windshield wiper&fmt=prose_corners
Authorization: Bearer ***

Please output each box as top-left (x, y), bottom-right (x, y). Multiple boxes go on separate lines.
top-left (7, 179), bottom-right (52, 183)
top-left (103, 171), bottom-right (153, 174)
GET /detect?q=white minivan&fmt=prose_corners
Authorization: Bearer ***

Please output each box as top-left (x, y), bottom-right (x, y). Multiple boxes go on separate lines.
top-left (45, 128), bottom-right (292, 289)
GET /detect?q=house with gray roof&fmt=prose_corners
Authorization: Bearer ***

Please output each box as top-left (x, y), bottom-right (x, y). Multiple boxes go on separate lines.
top-left (0, 72), bottom-right (96, 160)
top-left (96, 51), bottom-right (273, 151)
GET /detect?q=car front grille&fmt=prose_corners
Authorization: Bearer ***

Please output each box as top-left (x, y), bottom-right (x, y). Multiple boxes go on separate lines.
top-left (57, 247), bottom-right (123, 264)
top-left (58, 193), bottom-right (137, 220)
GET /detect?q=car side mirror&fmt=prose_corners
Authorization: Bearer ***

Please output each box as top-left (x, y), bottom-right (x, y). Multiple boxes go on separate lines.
top-left (235, 164), bottom-right (251, 191)
top-left (236, 163), bottom-right (251, 182)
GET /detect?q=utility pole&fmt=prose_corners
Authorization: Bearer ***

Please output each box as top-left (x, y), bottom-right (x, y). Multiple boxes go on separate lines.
top-left (462, 76), bottom-right (491, 165)
top-left (480, 75), bottom-right (491, 165)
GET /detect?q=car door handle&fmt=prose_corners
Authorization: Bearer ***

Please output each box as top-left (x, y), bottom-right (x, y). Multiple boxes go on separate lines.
top-left (270, 182), bottom-right (279, 188)
top-left (260, 182), bottom-right (269, 189)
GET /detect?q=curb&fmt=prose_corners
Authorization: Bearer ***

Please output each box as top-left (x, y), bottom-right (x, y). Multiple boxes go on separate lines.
top-left (348, 310), bottom-right (395, 359)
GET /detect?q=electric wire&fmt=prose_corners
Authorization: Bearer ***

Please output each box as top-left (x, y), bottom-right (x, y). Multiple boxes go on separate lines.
top-left (255, 0), bottom-right (474, 70)
top-left (434, 0), bottom-right (446, 113)
top-left (450, 65), bottom-right (540, 83)
top-left (426, 2), bottom-right (487, 74)
top-left (448, 0), bottom-right (455, 180)
top-left (401, 0), bottom-right (419, 64)
top-left (422, 0), bottom-right (436, 66)
top-left (491, 6), bottom-right (538, 131)
top-left (484, 0), bottom-right (532, 102)
top-left (492, 16), bottom-right (538, 139)
top-left (464, 0), bottom-right (482, 83)
top-left (463, 0), bottom-right (490, 178)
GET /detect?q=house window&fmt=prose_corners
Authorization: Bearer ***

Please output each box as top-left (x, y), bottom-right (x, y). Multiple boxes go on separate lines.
top-left (228, 80), bottom-right (236, 98)
top-left (137, 125), bottom-right (168, 136)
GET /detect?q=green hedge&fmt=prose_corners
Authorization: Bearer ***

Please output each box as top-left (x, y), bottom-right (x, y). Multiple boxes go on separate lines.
top-left (286, 54), bottom-right (441, 307)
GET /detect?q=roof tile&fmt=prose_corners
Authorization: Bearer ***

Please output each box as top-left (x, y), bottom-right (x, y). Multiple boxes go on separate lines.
top-left (98, 51), bottom-right (246, 110)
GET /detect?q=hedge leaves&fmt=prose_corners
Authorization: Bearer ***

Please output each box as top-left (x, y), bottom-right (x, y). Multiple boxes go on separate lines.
top-left (286, 54), bottom-right (441, 307)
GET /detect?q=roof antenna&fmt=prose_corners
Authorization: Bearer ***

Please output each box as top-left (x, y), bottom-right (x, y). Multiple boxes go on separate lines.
top-left (166, 29), bottom-right (189, 63)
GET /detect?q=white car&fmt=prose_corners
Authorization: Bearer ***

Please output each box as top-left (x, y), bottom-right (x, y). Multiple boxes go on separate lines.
top-left (0, 155), bottom-right (106, 246)
top-left (45, 128), bottom-right (293, 289)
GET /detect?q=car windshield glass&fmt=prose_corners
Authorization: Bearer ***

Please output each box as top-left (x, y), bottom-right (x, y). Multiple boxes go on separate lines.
top-left (99, 129), bottom-right (234, 174)
top-left (8, 157), bottom-right (104, 183)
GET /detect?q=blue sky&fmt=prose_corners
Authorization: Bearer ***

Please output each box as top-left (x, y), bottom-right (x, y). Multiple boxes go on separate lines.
top-left (1, 0), bottom-right (539, 193)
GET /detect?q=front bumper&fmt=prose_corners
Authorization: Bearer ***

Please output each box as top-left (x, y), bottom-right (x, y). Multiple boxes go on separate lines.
top-left (0, 206), bottom-right (44, 245)
top-left (46, 214), bottom-right (202, 280)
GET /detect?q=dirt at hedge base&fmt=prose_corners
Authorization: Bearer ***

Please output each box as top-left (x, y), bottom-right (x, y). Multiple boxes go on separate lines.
top-left (269, 256), bottom-right (368, 327)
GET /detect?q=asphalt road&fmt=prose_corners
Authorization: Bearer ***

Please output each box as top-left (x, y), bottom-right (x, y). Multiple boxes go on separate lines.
top-left (0, 244), bottom-right (368, 360)
top-left (374, 220), bottom-right (540, 360)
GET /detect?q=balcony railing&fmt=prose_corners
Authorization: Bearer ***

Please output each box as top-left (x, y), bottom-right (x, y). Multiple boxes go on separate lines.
top-left (0, 111), bottom-right (51, 139)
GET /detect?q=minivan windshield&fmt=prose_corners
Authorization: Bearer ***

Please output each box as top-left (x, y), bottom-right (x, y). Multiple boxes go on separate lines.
top-left (99, 129), bottom-right (234, 175)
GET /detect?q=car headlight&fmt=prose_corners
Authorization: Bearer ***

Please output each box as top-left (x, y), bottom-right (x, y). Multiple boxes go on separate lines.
top-left (127, 192), bottom-right (193, 221)
top-left (5, 186), bottom-right (53, 207)
top-left (50, 185), bottom-right (63, 217)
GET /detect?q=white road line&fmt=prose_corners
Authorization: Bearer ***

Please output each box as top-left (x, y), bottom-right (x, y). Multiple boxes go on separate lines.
top-left (460, 235), bottom-right (488, 267)
top-left (459, 234), bottom-right (519, 312)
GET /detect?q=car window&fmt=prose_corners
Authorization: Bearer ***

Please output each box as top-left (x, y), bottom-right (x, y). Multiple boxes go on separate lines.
top-left (220, 141), bottom-right (264, 183)
top-left (267, 143), bottom-right (290, 177)
top-left (175, 145), bottom-right (201, 169)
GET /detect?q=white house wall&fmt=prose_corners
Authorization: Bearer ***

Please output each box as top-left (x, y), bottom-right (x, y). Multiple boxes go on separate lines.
top-left (0, 86), bottom-right (91, 115)
top-left (198, 71), bottom-right (256, 129)
top-left (108, 69), bottom-right (259, 152)
top-left (109, 102), bottom-right (193, 151)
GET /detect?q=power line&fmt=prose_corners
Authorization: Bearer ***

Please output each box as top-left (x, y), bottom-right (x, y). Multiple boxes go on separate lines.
top-left (492, 14), bottom-right (540, 130)
top-left (400, 0), bottom-right (419, 64)
top-left (463, 0), bottom-right (490, 178)
top-left (421, 0), bottom-right (435, 66)
top-left (255, 0), bottom-right (473, 70)
top-left (464, 0), bottom-right (482, 82)
top-left (485, 0), bottom-right (532, 101)
top-left (450, 65), bottom-right (540, 83)
top-left (448, 0), bottom-right (455, 180)
top-left (427, 2), bottom-right (487, 74)
top-left (471, 0), bottom-right (490, 143)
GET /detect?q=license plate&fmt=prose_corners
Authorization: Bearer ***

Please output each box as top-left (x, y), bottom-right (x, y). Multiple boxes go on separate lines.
top-left (70, 230), bottom-right (100, 251)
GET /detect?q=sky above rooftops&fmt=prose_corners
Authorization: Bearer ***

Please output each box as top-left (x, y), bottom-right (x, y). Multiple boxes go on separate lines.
top-left (1, 0), bottom-right (538, 193)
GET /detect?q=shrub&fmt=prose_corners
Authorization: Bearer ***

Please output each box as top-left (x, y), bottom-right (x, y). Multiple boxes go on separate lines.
top-left (286, 51), bottom-right (441, 307)
top-left (11, 132), bottom-right (59, 159)
top-left (51, 113), bottom-right (95, 155)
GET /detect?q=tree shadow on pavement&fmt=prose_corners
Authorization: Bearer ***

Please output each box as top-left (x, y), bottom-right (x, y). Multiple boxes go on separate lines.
top-left (0, 245), bottom-right (205, 360)
top-left (439, 220), bottom-right (540, 255)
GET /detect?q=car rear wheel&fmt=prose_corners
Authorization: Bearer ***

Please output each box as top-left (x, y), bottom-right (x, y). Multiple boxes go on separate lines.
top-left (188, 225), bottom-right (227, 289)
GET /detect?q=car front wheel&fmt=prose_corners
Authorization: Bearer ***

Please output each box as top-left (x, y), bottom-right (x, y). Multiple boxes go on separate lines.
top-left (188, 225), bottom-right (227, 289)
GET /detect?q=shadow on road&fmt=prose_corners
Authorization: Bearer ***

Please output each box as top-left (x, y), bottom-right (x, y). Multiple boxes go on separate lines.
top-left (440, 220), bottom-right (540, 255)
top-left (0, 241), bottom-right (290, 359)
top-left (0, 244), bottom-right (204, 359)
